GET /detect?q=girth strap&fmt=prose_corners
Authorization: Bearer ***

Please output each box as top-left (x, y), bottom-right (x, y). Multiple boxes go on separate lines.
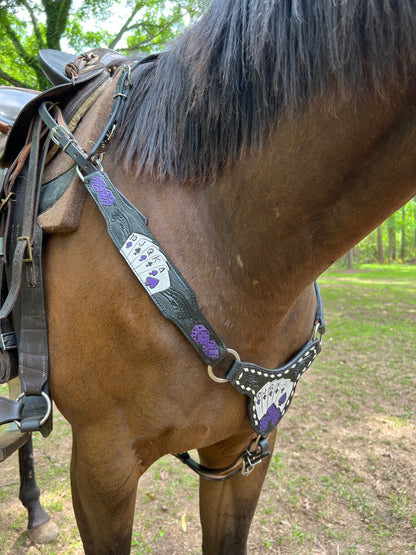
top-left (0, 396), bottom-right (23, 424)
top-left (0, 262), bottom-right (18, 384)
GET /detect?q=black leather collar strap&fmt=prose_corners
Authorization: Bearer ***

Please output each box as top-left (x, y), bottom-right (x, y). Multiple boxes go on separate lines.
top-left (227, 336), bottom-right (322, 436)
top-left (85, 169), bottom-right (230, 367)
top-left (226, 281), bottom-right (324, 436)
top-left (38, 102), bottom-right (229, 367)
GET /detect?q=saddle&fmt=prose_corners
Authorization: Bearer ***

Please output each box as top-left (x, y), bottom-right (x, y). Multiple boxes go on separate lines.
top-left (0, 47), bottom-right (126, 439)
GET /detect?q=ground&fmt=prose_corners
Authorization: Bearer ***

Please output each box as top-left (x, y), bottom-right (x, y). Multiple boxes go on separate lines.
top-left (0, 265), bottom-right (415, 554)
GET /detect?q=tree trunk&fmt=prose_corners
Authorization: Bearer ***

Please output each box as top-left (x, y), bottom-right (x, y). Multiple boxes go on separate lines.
top-left (346, 249), bottom-right (354, 270)
top-left (377, 226), bottom-right (384, 263)
top-left (399, 207), bottom-right (406, 261)
top-left (388, 225), bottom-right (396, 262)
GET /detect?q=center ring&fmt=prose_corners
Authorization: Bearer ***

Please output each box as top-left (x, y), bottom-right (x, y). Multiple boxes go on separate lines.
top-left (207, 348), bottom-right (241, 384)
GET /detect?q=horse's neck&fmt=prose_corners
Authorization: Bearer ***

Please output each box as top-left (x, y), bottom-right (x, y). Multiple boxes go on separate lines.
top-left (203, 91), bottom-right (416, 299)
top-left (107, 89), bottom-right (415, 365)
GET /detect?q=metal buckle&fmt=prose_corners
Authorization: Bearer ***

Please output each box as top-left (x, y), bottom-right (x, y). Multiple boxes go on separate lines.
top-left (241, 436), bottom-right (271, 477)
top-left (14, 391), bottom-right (52, 430)
top-left (312, 320), bottom-right (324, 346)
top-left (50, 124), bottom-right (74, 151)
top-left (0, 192), bottom-right (15, 211)
top-left (17, 236), bottom-right (33, 263)
top-left (0, 331), bottom-right (17, 351)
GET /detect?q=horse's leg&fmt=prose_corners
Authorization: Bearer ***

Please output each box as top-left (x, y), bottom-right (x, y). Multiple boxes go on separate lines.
top-left (198, 432), bottom-right (276, 554)
top-left (18, 437), bottom-right (58, 543)
top-left (69, 425), bottom-right (144, 555)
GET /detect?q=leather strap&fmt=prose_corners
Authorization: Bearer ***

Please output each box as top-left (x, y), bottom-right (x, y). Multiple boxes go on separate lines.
top-left (0, 396), bottom-right (23, 424)
top-left (0, 114), bottom-right (52, 434)
top-left (175, 436), bottom-right (271, 481)
top-left (0, 261), bottom-right (18, 384)
top-left (39, 102), bottom-right (229, 366)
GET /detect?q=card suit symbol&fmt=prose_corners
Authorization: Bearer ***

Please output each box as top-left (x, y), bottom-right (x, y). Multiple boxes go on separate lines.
top-left (279, 393), bottom-right (287, 405)
top-left (145, 277), bottom-right (159, 289)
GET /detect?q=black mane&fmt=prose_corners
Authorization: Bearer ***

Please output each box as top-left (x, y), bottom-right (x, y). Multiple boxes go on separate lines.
top-left (113, 0), bottom-right (416, 183)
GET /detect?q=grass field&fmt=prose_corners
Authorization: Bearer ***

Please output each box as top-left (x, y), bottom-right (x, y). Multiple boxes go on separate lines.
top-left (0, 263), bottom-right (415, 554)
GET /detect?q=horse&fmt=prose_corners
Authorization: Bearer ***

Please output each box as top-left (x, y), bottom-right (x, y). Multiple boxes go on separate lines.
top-left (1, 0), bottom-right (415, 552)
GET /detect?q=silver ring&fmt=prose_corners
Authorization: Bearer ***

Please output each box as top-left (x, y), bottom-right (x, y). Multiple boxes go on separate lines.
top-left (14, 391), bottom-right (52, 429)
top-left (207, 348), bottom-right (241, 384)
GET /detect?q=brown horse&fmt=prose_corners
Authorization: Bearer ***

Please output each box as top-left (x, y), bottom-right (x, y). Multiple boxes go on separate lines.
top-left (3, 0), bottom-right (416, 552)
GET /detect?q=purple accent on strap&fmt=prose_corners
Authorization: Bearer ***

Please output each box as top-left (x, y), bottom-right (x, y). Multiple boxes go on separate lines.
top-left (126, 242), bottom-right (132, 248)
top-left (259, 405), bottom-right (281, 432)
top-left (191, 325), bottom-right (210, 344)
top-left (279, 393), bottom-right (287, 405)
top-left (90, 176), bottom-right (115, 206)
top-left (145, 277), bottom-right (159, 289)
top-left (191, 325), bottom-right (219, 359)
top-left (99, 189), bottom-right (115, 206)
top-left (202, 340), bottom-right (220, 358)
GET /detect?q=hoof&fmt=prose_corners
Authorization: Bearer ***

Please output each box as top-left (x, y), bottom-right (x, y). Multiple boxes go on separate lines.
top-left (27, 518), bottom-right (58, 544)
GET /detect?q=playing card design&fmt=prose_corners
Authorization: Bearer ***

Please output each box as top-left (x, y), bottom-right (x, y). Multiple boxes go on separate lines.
top-left (138, 264), bottom-right (170, 294)
top-left (227, 338), bottom-right (321, 435)
top-left (120, 233), bottom-right (171, 295)
top-left (254, 378), bottom-right (294, 432)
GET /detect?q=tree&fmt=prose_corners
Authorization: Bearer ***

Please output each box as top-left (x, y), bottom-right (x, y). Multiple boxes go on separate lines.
top-left (0, 0), bottom-right (207, 90)
top-left (387, 216), bottom-right (397, 262)
top-left (377, 226), bottom-right (384, 263)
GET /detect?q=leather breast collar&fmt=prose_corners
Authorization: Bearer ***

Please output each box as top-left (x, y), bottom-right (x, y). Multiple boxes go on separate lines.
top-left (37, 63), bottom-right (325, 478)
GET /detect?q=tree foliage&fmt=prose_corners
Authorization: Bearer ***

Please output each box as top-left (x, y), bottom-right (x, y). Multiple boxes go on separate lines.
top-left (0, 0), bottom-right (207, 90)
